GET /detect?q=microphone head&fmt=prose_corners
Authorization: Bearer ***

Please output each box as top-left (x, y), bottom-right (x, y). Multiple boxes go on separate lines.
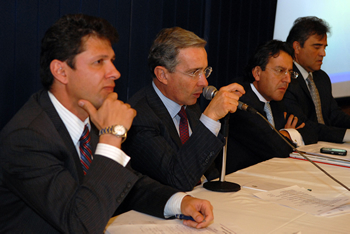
top-left (203, 86), bottom-right (217, 100)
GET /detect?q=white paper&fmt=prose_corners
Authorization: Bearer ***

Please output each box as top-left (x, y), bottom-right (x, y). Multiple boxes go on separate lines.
top-left (106, 222), bottom-right (240, 234)
top-left (254, 185), bottom-right (350, 215)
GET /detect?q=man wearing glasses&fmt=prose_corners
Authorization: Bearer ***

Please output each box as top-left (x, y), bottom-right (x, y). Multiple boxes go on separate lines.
top-left (224, 40), bottom-right (317, 174)
top-left (123, 27), bottom-right (245, 191)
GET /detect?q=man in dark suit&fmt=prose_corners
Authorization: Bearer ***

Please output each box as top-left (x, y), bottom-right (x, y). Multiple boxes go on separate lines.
top-left (284, 16), bottom-right (350, 143)
top-left (225, 40), bottom-right (318, 174)
top-left (0, 14), bottom-right (214, 233)
top-left (123, 27), bottom-right (245, 191)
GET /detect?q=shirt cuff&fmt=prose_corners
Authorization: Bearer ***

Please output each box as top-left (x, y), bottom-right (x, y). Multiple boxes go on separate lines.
top-left (95, 143), bottom-right (130, 167)
top-left (164, 192), bottom-right (187, 218)
top-left (282, 128), bottom-right (304, 147)
top-left (200, 114), bottom-right (221, 136)
top-left (343, 129), bottom-right (350, 142)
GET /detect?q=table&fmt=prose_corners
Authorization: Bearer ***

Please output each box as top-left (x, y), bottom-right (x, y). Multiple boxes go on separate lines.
top-left (106, 157), bottom-right (350, 233)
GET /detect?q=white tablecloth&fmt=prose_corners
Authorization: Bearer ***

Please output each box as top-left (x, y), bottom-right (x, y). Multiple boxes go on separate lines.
top-left (106, 157), bottom-right (350, 233)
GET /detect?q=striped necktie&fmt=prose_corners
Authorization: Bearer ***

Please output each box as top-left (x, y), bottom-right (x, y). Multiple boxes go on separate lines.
top-left (306, 73), bottom-right (325, 124)
top-left (264, 102), bottom-right (275, 127)
top-left (178, 106), bottom-right (189, 144)
top-left (79, 125), bottom-right (93, 175)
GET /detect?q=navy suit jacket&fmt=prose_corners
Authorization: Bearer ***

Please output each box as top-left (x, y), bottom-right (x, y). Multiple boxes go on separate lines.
top-left (223, 82), bottom-right (317, 174)
top-left (283, 65), bottom-right (350, 143)
top-left (0, 90), bottom-right (178, 233)
top-left (123, 85), bottom-right (225, 191)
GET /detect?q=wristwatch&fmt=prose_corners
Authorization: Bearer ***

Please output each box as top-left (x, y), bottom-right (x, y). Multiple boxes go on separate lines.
top-left (99, 125), bottom-right (127, 143)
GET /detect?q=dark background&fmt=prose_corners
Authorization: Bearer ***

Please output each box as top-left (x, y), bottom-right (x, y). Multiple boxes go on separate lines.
top-left (1, 0), bottom-right (279, 130)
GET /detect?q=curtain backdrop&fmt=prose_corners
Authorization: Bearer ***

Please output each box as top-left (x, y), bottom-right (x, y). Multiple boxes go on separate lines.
top-left (0, 0), bottom-right (277, 130)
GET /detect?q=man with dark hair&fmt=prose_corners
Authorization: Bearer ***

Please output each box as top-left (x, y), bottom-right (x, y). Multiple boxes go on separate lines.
top-left (225, 40), bottom-right (317, 174)
top-left (0, 14), bottom-right (214, 233)
top-left (284, 16), bottom-right (350, 143)
top-left (123, 27), bottom-right (245, 191)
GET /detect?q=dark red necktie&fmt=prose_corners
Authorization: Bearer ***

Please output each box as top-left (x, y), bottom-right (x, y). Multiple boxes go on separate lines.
top-left (178, 106), bottom-right (189, 144)
top-left (79, 125), bottom-right (92, 175)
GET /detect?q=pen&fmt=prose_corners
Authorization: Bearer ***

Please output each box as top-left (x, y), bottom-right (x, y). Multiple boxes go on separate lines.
top-left (175, 214), bottom-right (195, 221)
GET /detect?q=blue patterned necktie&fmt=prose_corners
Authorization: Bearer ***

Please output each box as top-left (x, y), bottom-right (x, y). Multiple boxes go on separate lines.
top-left (79, 125), bottom-right (93, 175)
top-left (264, 102), bottom-right (275, 127)
top-left (178, 106), bottom-right (189, 144)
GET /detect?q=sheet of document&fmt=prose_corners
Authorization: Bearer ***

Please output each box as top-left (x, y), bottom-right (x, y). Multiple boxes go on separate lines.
top-left (254, 185), bottom-right (350, 216)
top-left (106, 221), bottom-right (241, 234)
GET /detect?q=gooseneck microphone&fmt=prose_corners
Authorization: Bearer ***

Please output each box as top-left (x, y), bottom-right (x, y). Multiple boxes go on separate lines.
top-left (202, 85), bottom-right (241, 192)
top-left (203, 85), bottom-right (350, 192)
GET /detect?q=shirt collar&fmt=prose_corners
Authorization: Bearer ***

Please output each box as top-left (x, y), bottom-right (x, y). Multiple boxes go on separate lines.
top-left (294, 61), bottom-right (312, 81)
top-left (48, 91), bottom-right (90, 146)
top-left (250, 83), bottom-right (268, 103)
top-left (152, 81), bottom-right (183, 119)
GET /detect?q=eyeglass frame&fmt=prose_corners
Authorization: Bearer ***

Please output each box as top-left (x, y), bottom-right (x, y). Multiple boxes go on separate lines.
top-left (174, 66), bottom-right (213, 79)
top-left (265, 66), bottom-right (299, 79)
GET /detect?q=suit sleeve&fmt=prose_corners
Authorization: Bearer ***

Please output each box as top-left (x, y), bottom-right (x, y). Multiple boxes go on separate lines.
top-left (283, 74), bottom-right (347, 143)
top-left (0, 127), bottom-right (175, 233)
top-left (124, 108), bottom-right (224, 191)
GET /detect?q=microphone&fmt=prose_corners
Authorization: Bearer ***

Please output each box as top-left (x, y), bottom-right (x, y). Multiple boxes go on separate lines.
top-left (202, 86), bottom-right (257, 114)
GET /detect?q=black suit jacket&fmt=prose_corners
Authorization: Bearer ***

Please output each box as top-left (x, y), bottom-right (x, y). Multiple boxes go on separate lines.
top-left (283, 65), bottom-right (350, 143)
top-left (0, 90), bottom-right (178, 233)
top-left (123, 85), bottom-right (225, 191)
top-left (223, 82), bottom-right (317, 174)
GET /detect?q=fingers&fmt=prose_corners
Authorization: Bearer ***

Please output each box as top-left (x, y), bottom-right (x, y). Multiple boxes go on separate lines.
top-left (203, 83), bottom-right (246, 121)
top-left (78, 99), bottom-right (97, 118)
top-left (221, 83), bottom-right (245, 96)
top-left (180, 196), bottom-right (214, 229)
top-left (79, 92), bottom-right (136, 131)
top-left (296, 122), bottom-right (305, 129)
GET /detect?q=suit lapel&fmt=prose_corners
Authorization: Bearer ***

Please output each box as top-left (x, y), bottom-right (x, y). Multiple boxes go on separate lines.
top-left (146, 85), bottom-right (183, 148)
top-left (39, 91), bottom-right (85, 183)
top-left (294, 65), bottom-right (312, 100)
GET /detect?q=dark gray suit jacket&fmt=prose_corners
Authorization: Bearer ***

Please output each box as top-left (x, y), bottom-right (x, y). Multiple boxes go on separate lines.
top-left (283, 65), bottom-right (350, 143)
top-left (0, 90), bottom-right (178, 233)
top-left (224, 82), bottom-right (317, 174)
top-left (123, 85), bottom-right (225, 191)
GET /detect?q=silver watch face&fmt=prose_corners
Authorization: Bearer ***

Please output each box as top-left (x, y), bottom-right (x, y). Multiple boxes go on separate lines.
top-left (113, 125), bottom-right (126, 135)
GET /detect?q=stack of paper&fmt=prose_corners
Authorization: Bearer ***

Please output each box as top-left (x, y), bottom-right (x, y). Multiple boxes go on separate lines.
top-left (290, 141), bottom-right (350, 168)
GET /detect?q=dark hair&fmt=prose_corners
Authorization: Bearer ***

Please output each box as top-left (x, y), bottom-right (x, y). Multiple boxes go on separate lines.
top-left (244, 40), bottom-right (294, 82)
top-left (40, 14), bottom-right (119, 90)
top-left (286, 16), bottom-right (330, 48)
top-left (148, 27), bottom-right (206, 78)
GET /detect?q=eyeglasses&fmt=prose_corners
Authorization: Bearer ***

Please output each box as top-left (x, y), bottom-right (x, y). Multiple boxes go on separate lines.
top-left (175, 66), bottom-right (213, 79)
top-left (266, 67), bottom-right (299, 79)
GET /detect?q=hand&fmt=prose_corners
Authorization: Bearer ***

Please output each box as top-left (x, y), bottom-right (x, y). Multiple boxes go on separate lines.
top-left (78, 92), bottom-right (137, 147)
top-left (280, 112), bottom-right (305, 140)
top-left (203, 83), bottom-right (245, 121)
top-left (180, 195), bottom-right (213, 229)
top-left (283, 112), bottom-right (305, 129)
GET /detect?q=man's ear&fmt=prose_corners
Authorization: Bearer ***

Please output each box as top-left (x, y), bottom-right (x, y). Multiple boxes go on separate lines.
top-left (252, 66), bottom-right (261, 81)
top-left (293, 41), bottom-right (301, 55)
top-left (50, 59), bottom-right (68, 84)
top-left (154, 66), bottom-right (169, 85)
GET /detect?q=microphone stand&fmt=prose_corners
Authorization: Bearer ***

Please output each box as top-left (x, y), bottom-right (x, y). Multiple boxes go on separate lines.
top-left (203, 114), bottom-right (241, 192)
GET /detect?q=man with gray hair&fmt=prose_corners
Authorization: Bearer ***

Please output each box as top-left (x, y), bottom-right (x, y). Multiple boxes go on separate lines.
top-left (124, 27), bottom-right (245, 191)
top-left (284, 16), bottom-right (350, 143)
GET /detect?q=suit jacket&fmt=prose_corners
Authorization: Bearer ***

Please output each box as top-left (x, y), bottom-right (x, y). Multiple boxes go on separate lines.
top-left (123, 85), bottom-right (225, 191)
top-left (283, 65), bottom-right (350, 143)
top-left (223, 82), bottom-right (317, 174)
top-left (0, 90), bottom-right (178, 233)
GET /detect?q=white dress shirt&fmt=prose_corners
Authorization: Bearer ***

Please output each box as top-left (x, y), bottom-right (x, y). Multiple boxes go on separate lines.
top-left (250, 83), bottom-right (304, 147)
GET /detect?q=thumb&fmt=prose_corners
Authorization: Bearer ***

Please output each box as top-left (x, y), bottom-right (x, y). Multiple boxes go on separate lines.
top-left (78, 99), bottom-right (97, 117)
